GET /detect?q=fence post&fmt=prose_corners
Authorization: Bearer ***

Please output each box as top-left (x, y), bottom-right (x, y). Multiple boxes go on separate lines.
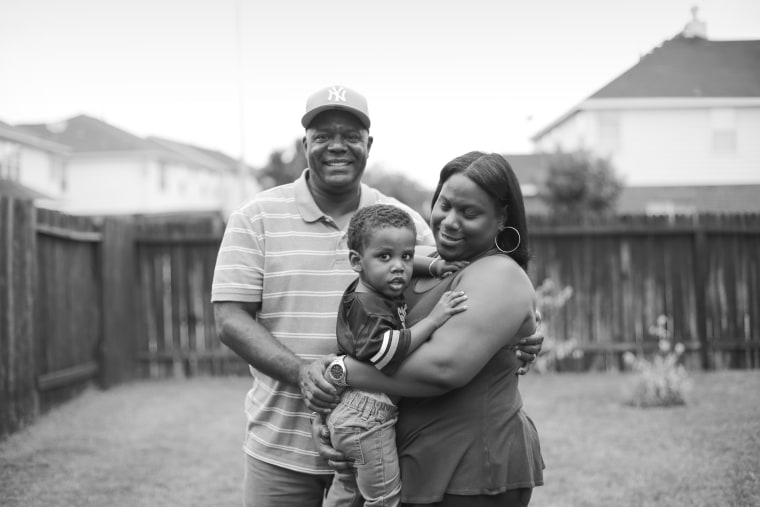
top-left (0, 197), bottom-right (38, 438)
top-left (99, 217), bottom-right (137, 388)
top-left (693, 219), bottom-right (711, 370)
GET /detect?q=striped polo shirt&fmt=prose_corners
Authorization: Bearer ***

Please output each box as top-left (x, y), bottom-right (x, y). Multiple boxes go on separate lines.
top-left (211, 170), bottom-right (433, 474)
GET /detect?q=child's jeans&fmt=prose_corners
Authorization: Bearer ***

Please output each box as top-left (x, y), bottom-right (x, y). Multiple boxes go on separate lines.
top-left (324, 389), bottom-right (401, 507)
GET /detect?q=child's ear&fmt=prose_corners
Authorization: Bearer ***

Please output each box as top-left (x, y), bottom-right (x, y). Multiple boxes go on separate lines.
top-left (348, 250), bottom-right (363, 273)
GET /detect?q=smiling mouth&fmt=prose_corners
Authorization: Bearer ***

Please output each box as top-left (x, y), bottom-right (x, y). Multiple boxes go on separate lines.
top-left (324, 159), bottom-right (352, 167)
top-left (438, 231), bottom-right (463, 244)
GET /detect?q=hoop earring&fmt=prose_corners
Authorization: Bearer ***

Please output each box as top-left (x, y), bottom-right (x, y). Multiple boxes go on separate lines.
top-left (494, 226), bottom-right (520, 254)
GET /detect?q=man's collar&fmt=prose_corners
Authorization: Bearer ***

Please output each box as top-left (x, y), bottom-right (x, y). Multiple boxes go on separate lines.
top-left (295, 169), bottom-right (373, 223)
top-left (294, 169), bottom-right (323, 223)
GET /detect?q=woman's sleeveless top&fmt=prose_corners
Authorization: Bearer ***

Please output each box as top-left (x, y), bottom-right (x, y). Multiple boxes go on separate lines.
top-left (397, 266), bottom-right (544, 504)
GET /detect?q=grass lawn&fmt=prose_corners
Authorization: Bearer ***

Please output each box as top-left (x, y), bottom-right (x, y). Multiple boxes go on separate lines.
top-left (1, 371), bottom-right (758, 507)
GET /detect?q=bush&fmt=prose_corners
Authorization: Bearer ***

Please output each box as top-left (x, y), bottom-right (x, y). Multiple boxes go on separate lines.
top-left (533, 278), bottom-right (578, 373)
top-left (623, 315), bottom-right (692, 407)
top-left (540, 150), bottom-right (624, 221)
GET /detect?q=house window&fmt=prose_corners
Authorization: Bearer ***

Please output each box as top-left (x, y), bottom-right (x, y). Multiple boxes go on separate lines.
top-left (597, 111), bottom-right (621, 155)
top-left (58, 159), bottom-right (67, 192)
top-left (710, 108), bottom-right (736, 155)
top-left (0, 141), bottom-right (21, 180)
top-left (159, 163), bottom-right (167, 192)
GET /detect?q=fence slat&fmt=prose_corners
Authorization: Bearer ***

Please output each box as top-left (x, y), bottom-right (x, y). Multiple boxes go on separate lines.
top-left (0, 196), bottom-right (37, 439)
top-left (100, 217), bottom-right (137, 387)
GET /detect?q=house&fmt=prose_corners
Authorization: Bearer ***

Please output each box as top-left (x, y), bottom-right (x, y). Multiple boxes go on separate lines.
top-left (147, 135), bottom-right (260, 216)
top-left (14, 115), bottom-right (259, 215)
top-left (0, 119), bottom-right (69, 204)
top-left (530, 9), bottom-right (760, 186)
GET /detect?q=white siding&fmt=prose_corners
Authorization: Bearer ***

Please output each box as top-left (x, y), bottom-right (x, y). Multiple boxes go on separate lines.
top-left (534, 105), bottom-right (760, 185)
top-left (17, 145), bottom-right (66, 198)
top-left (50, 153), bottom-right (260, 214)
top-left (63, 156), bottom-right (148, 212)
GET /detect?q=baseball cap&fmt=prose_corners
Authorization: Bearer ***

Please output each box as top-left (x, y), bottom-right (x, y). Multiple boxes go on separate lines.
top-left (301, 85), bottom-right (371, 130)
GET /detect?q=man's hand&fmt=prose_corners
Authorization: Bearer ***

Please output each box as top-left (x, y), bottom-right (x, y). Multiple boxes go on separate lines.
top-left (310, 413), bottom-right (354, 472)
top-left (514, 310), bottom-right (545, 375)
top-left (298, 356), bottom-right (341, 414)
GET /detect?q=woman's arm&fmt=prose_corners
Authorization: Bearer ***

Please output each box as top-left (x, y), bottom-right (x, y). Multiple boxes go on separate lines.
top-left (347, 255), bottom-right (537, 397)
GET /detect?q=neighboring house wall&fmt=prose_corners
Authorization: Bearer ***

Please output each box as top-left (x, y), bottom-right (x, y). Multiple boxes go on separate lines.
top-left (60, 154), bottom-right (232, 214)
top-left (534, 101), bottom-right (760, 184)
top-left (62, 155), bottom-right (149, 212)
top-left (18, 146), bottom-right (66, 197)
top-left (11, 115), bottom-right (261, 215)
top-left (1, 137), bottom-right (66, 199)
top-left (154, 160), bottom-right (224, 212)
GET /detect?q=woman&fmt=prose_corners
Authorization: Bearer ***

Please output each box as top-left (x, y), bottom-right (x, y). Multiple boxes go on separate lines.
top-left (314, 151), bottom-right (544, 506)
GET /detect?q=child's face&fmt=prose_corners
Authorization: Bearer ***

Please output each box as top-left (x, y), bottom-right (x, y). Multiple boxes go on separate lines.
top-left (355, 226), bottom-right (416, 298)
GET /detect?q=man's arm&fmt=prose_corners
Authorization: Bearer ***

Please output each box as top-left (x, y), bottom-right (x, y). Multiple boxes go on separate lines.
top-left (213, 301), bottom-right (340, 411)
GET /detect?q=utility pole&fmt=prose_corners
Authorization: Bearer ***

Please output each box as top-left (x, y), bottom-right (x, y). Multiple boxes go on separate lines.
top-left (236, 0), bottom-right (248, 207)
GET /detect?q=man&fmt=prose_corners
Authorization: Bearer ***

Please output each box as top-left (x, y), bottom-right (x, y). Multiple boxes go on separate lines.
top-left (212, 85), bottom-right (542, 507)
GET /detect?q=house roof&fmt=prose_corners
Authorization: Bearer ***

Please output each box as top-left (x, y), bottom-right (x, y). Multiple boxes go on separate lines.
top-left (616, 184), bottom-right (760, 214)
top-left (148, 136), bottom-right (246, 174)
top-left (0, 178), bottom-right (51, 200)
top-left (532, 32), bottom-right (760, 141)
top-left (590, 35), bottom-right (760, 99)
top-left (16, 115), bottom-right (243, 174)
top-left (523, 182), bottom-right (760, 216)
top-left (18, 115), bottom-right (157, 152)
top-left (0, 119), bottom-right (70, 154)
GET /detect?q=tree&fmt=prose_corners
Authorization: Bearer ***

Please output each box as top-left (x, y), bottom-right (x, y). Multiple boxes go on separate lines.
top-left (540, 150), bottom-right (624, 221)
top-left (362, 166), bottom-right (434, 219)
top-left (256, 139), bottom-right (306, 189)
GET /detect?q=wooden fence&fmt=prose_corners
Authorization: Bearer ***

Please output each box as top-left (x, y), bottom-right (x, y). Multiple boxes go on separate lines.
top-left (2, 196), bottom-right (759, 438)
top-left (133, 216), bottom-right (247, 379)
top-left (0, 198), bottom-right (243, 438)
top-left (528, 213), bottom-right (760, 371)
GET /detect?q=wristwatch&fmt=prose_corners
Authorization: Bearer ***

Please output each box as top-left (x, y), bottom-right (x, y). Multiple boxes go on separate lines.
top-left (327, 355), bottom-right (349, 388)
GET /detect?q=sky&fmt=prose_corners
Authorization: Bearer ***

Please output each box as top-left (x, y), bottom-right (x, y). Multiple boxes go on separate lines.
top-left (1, 0), bottom-right (759, 189)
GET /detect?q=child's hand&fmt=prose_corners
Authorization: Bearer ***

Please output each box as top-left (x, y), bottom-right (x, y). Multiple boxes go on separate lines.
top-left (429, 290), bottom-right (468, 328)
top-left (430, 258), bottom-right (469, 278)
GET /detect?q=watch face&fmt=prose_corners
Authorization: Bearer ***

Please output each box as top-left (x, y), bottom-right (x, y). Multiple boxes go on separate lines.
top-left (330, 363), bottom-right (344, 380)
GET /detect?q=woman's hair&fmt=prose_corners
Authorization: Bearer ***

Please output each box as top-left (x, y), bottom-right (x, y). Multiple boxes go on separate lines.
top-left (347, 204), bottom-right (416, 253)
top-left (430, 151), bottom-right (530, 270)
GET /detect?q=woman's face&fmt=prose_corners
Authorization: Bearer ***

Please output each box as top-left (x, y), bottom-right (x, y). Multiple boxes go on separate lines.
top-left (431, 173), bottom-right (504, 262)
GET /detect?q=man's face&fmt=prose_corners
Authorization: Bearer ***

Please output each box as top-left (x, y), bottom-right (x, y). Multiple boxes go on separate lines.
top-left (302, 110), bottom-right (373, 194)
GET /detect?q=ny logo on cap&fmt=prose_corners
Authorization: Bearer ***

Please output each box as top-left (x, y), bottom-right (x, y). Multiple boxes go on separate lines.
top-left (327, 86), bottom-right (347, 102)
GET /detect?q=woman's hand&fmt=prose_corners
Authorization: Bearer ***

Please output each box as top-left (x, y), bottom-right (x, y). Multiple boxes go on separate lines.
top-left (514, 310), bottom-right (545, 375)
top-left (310, 413), bottom-right (354, 472)
top-left (298, 356), bottom-right (341, 414)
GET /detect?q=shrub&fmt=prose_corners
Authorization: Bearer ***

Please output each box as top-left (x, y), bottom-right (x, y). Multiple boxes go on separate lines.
top-left (623, 315), bottom-right (692, 407)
